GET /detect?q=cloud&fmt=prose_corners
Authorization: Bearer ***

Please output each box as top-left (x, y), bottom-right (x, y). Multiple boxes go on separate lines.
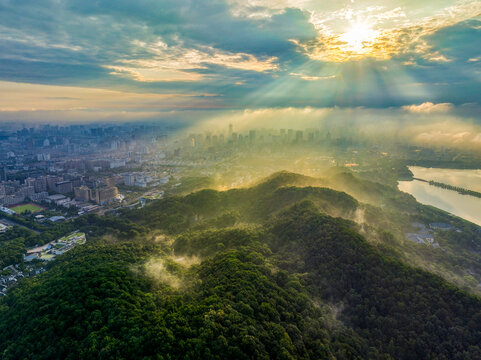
top-left (0, 81), bottom-right (220, 112)
top-left (104, 43), bottom-right (279, 82)
top-left (289, 72), bottom-right (336, 81)
top-left (403, 102), bottom-right (453, 113)
top-left (0, 0), bottom-right (478, 116)
top-left (292, 2), bottom-right (481, 62)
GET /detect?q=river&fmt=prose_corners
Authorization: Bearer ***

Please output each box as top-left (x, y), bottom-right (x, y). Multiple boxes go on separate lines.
top-left (408, 166), bottom-right (481, 192)
top-left (398, 167), bottom-right (481, 226)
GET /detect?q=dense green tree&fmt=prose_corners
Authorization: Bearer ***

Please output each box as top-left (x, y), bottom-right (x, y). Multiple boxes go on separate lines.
top-left (3, 173), bottom-right (481, 359)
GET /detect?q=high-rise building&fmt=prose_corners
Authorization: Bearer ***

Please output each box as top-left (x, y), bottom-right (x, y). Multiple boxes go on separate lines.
top-left (287, 129), bottom-right (294, 142)
top-left (47, 175), bottom-right (61, 191)
top-left (34, 177), bottom-right (47, 193)
top-left (296, 131), bottom-right (303, 142)
top-left (95, 187), bottom-right (118, 205)
top-left (25, 177), bottom-right (36, 187)
top-left (74, 186), bottom-right (92, 202)
top-left (71, 177), bottom-right (82, 187)
top-left (123, 174), bottom-right (135, 186)
top-left (20, 186), bottom-right (35, 197)
top-left (56, 181), bottom-right (73, 194)
top-left (0, 167), bottom-right (7, 181)
top-left (249, 130), bottom-right (256, 143)
top-left (29, 192), bottom-right (48, 202)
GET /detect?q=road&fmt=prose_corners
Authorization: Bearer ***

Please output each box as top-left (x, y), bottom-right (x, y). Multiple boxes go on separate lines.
top-left (0, 217), bottom-right (41, 234)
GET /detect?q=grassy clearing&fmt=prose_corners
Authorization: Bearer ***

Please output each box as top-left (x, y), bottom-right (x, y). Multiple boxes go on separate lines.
top-left (10, 203), bottom-right (44, 214)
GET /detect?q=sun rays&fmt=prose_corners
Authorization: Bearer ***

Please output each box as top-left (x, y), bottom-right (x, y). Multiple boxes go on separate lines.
top-left (340, 20), bottom-right (379, 53)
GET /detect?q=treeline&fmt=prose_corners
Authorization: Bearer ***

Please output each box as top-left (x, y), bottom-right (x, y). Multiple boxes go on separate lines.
top-left (124, 172), bottom-right (359, 234)
top-left (428, 180), bottom-right (481, 198)
top-left (0, 213), bottom-right (45, 231)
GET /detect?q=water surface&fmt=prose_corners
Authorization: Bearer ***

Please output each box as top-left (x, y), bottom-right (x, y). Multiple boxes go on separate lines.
top-left (409, 166), bottom-right (481, 192)
top-left (398, 179), bottom-right (481, 226)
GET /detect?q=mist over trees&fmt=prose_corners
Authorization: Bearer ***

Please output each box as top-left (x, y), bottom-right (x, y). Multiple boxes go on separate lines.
top-left (2, 173), bottom-right (481, 359)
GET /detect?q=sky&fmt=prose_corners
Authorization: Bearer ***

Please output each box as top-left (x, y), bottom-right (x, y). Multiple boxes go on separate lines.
top-left (0, 0), bottom-right (480, 135)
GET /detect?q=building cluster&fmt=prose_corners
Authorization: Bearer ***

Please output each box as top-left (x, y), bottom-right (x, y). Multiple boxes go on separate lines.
top-left (404, 222), bottom-right (461, 248)
top-left (168, 124), bottom-right (360, 162)
top-left (0, 222), bottom-right (11, 233)
top-left (181, 126), bottom-right (328, 151)
top-left (0, 265), bottom-right (26, 296)
top-left (23, 231), bottom-right (86, 262)
top-left (1, 231), bottom-right (86, 296)
top-left (0, 172), bottom-right (121, 209)
top-left (0, 123), bottom-right (178, 214)
top-left (123, 172), bottom-right (170, 188)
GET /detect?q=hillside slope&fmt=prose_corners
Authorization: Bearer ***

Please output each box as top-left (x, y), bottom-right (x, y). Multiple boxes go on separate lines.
top-left (2, 185), bottom-right (481, 359)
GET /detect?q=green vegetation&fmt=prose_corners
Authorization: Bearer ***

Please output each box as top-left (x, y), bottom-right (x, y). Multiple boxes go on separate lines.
top-left (0, 237), bottom-right (26, 268)
top-left (2, 171), bottom-right (481, 359)
top-left (10, 203), bottom-right (44, 214)
top-left (169, 176), bottom-right (214, 195)
top-left (427, 180), bottom-right (481, 198)
top-left (0, 214), bottom-right (147, 268)
top-left (122, 171), bottom-right (481, 294)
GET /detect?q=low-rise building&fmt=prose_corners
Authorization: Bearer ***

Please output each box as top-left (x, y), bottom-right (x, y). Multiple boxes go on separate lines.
top-left (0, 223), bottom-right (10, 233)
top-left (47, 194), bottom-right (67, 205)
top-left (0, 206), bottom-right (15, 215)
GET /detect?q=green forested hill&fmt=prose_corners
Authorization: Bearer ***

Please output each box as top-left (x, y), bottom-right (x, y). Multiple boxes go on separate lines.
top-left (121, 171), bottom-right (481, 294)
top-left (125, 171), bottom-right (360, 229)
top-left (2, 174), bottom-right (481, 359)
top-left (268, 203), bottom-right (481, 359)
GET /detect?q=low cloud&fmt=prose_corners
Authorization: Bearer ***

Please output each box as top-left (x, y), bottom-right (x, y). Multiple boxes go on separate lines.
top-left (289, 72), bottom-right (336, 81)
top-left (403, 102), bottom-right (453, 113)
top-left (143, 258), bottom-right (182, 289)
top-left (186, 105), bottom-right (481, 152)
top-left (0, 81), bottom-right (218, 112)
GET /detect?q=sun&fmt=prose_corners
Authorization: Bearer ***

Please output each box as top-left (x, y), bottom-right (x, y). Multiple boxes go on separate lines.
top-left (340, 20), bottom-right (379, 53)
